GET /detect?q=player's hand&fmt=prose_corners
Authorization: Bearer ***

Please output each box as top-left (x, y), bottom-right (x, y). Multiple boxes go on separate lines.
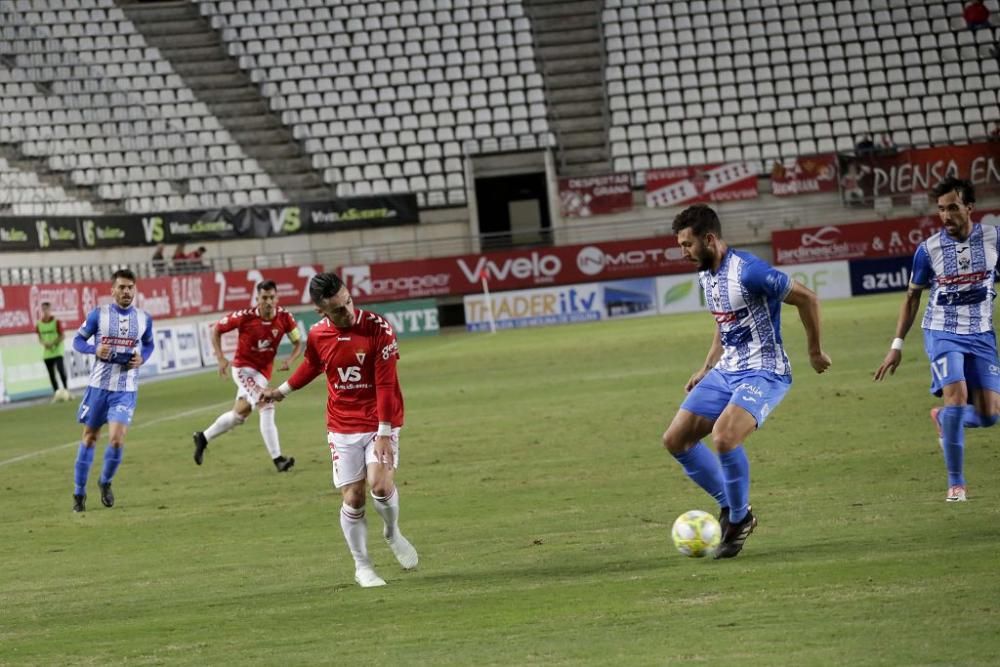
top-left (873, 349), bottom-right (902, 381)
top-left (261, 387), bottom-right (285, 403)
top-left (809, 350), bottom-right (832, 374)
top-left (96, 343), bottom-right (111, 360)
top-left (127, 351), bottom-right (142, 369)
top-left (685, 369), bottom-right (708, 393)
top-left (278, 358), bottom-right (291, 371)
top-left (216, 356), bottom-right (229, 377)
top-left (372, 435), bottom-right (394, 467)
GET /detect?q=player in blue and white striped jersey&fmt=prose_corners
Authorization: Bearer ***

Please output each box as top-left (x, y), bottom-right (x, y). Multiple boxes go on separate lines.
top-left (663, 205), bottom-right (832, 559)
top-left (70, 268), bottom-right (155, 512)
top-left (874, 177), bottom-right (1000, 503)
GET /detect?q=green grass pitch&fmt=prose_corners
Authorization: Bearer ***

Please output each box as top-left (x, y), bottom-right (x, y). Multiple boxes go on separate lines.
top-left (1, 292), bottom-right (998, 665)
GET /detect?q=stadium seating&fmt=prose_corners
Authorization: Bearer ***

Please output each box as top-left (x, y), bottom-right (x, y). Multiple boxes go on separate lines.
top-left (0, 0), bottom-right (286, 212)
top-left (602, 0), bottom-right (1000, 177)
top-left (0, 156), bottom-right (96, 215)
top-left (194, 0), bottom-right (553, 205)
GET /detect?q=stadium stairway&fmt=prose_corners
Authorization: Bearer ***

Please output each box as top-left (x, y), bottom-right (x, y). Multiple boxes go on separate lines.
top-left (522, 0), bottom-right (608, 176)
top-left (116, 0), bottom-right (335, 203)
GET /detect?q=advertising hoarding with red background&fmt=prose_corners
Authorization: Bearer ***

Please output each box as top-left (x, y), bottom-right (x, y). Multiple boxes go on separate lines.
top-left (0, 265), bottom-right (320, 336)
top-left (770, 154), bottom-right (839, 196)
top-left (338, 236), bottom-right (695, 304)
top-left (558, 173), bottom-right (633, 217)
top-left (771, 209), bottom-right (1000, 265)
top-left (844, 143), bottom-right (1000, 201)
top-left (645, 163), bottom-right (759, 208)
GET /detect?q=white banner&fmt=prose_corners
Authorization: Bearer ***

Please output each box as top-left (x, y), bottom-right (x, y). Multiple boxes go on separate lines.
top-left (655, 273), bottom-right (704, 315)
top-left (464, 283), bottom-right (603, 331)
top-left (778, 260), bottom-right (852, 300)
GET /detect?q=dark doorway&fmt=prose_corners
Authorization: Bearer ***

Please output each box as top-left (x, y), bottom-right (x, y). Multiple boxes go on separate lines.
top-left (474, 172), bottom-right (551, 250)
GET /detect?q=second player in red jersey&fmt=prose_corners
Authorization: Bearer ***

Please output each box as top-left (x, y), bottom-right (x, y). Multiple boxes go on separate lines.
top-left (263, 272), bottom-right (418, 588)
top-left (192, 280), bottom-right (303, 471)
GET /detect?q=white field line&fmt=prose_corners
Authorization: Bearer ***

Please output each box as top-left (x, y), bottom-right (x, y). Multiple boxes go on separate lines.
top-left (0, 400), bottom-right (232, 468)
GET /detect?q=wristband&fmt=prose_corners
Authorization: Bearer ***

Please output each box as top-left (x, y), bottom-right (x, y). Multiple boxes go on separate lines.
top-left (277, 381), bottom-right (293, 396)
top-left (890, 337), bottom-right (904, 351)
top-left (377, 423), bottom-right (392, 437)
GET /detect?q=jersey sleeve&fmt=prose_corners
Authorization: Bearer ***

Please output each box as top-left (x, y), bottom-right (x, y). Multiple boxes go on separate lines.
top-left (742, 259), bottom-right (793, 301)
top-left (215, 309), bottom-right (247, 334)
top-left (73, 308), bottom-right (100, 355)
top-left (372, 319), bottom-right (401, 424)
top-left (283, 312), bottom-right (302, 342)
top-left (910, 244), bottom-right (932, 287)
top-left (287, 330), bottom-right (324, 390)
top-left (140, 314), bottom-right (155, 362)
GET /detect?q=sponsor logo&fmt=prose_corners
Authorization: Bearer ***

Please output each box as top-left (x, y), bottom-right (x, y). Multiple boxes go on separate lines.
top-left (801, 226), bottom-right (841, 246)
top-left (576, 246), bottom-right (605, 275)
top-left (355, 351), bottom-right (366, 365)
top-left (381, 339), bottom-right (399, 360)
top-left (457, 253), bottom-right (562, 283)
top-left (256, 340), bottom-right (271, 350)
top-left (337, 366), bottom-right (362, 382)
top-left (861, 267), bottom-right (910, 291)
top-left (271, 328), bottom-right (280, 337)
top-left (576, 245), bottom-right (685, 277)
top-left (342, 265), bottom-right (449, 297)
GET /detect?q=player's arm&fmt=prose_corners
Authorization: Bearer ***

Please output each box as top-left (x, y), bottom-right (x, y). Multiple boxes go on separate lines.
top-left (269, 336), bottom-right (323, 401)
top-left (212, 312), bottom-right (240, 376)
top-left (685, 327), bottom-right (722, 392)
top-left (73, 309), bottom-right (104, 358)
top-left (372, 327), bottom-right (401, 466)
top-left (873, 246), bottom-right (929, 381)
top-left (128, 317), bottom-right (155, 369)
top-left (279, 322), bottom-right (303, 371)
top-left (783, 281), bottom-right (831, 374)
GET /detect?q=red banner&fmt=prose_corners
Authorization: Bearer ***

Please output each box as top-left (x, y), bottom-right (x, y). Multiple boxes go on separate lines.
top-left (0, 265), bottom-right (320, 336)
top-left (770, 154), bottom-right (839, 196)
top-left (558, 173), bottom-right (633, 217)
top-left (770, 208), bottom-right (996, 265)
top-left (645, 163), bottom-right (759, 208)
top-left (843, 142), bottom-right (1000, 200)
top-left (338, 237), bottom-right (692, 303)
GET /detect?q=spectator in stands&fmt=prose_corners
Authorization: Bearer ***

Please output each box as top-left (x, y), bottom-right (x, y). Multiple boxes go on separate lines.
top-left (840, 159), bottom-right (865, 206)
top-left (172, 243), bottom-right (189, 274)
top-left (878, 134), bottom-right (898, 155)
top-left (151, 243), bottom-right (167, 276)
top-left (855, 134), bottom-right (876, 156)
top-left (190, 246), bottom-right (209, 271)
top-left (964, 0), bottom-right (991, 30)
top-left (990, 122), bottom-right (1000, 141)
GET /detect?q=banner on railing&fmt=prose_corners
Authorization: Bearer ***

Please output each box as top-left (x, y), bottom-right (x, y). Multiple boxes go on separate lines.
top-left (837, 142), bottom-right (1000, 203)
top-left (338, 236), bottom-right (691, 303)
top-left (771, 209), bottom-right (1000, 265)
top-left (770, 154), bottom-right (839, 196)
top-left (645, 163), bottom-right (759, 208)
top-left (0, 265), bottom-right (319, 336)
top-left (558, 173), bottom-right (633, 217)
top-left (0, 196), bottom-right (419, 251)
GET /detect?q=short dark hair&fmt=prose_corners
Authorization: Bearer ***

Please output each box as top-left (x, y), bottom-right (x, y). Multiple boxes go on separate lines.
top-left (112, 268), bottom-right (136, 283)
top-left (309, 272), bottom-right (345, 305)
top-left (41, 301), bottom-right (51, 307)
top-left (672, 204), bottom-right (723, 238)
top-left (930, 177), bottom-right (976, 205)
top-left (257, 280), bottom-right (277, 293)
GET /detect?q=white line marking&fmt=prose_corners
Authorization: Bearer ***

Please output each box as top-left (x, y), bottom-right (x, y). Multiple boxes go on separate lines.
top-left (0, 400), bottom-right (233, 468)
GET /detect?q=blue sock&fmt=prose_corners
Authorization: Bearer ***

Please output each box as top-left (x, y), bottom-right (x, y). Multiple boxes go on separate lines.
top-left (940, 406), bottom-right (965, 487)
top-left (98, 445), bottom-right (124, 485)
top-left (962, 405), bottom-right (999, 428)
top-left (673, 441), bottom-right (727, 509)
top-left (719, 446), bottom-right (751, 524)
top-left (74, 444), bottom-right (95, 496)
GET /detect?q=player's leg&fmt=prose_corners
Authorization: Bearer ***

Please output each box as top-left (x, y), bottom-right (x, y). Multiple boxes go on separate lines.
top-left (192, 370), bottom-right (252, 465)
top-left (931, 351), bottom-right (970, 501)
top-left (72, 387), bottom-right (105, 511)
top-left (54, 356), bottom-right (69, 392)
top-left (664, 370), bottom-right (729, 519)
top-left (962, 355), bottom-right (1000, 428)
top-left (258, 403), bottom-right (293, 471)
top-left (365, 430), bottom-right (418, 570)
top-left (44, 357), bottom-right (59, 394)
top-left (330, 432), bottom-right (385, 587)
top-left (711, 372), bottom-right (792, 558)
top-left (97, 391), bottom-right (137, 508)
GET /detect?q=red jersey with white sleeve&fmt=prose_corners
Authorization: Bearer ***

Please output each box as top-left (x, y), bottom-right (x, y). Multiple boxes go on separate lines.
top-left (215, 306), bottom-right (298, 379)
top-left (287, 309), bottom-right (404, 433)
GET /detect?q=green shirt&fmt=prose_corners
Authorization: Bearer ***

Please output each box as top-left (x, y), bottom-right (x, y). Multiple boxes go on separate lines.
top-left (37, 317), bottom-right (64, 359)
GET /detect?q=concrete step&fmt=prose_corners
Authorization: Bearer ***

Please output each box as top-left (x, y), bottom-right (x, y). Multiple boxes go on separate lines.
top-left (541, 54), bottom-right (602, 75)
top-left (160, 45), bottom-right (230, 63)
top-left (533, 14), bottom-right (598, 33)
top-left (533, 27), bottom-right (600, 46)
top-left (559, 129), bottom-right (605, 149)
top-left (561, 146), bottom-right (607, 164)
top-left (120, 1), bottom-right (197, 23)
top-left (559, 161), bottom-right (613, 177)
top-left (179, 73), bottom-right (252, 90)
top-left (547, 84), bottom-right (604, 104)
top-left (525, 0), bottom-right (601, 19)
top-left (557, 115), bottom-right (605, 132)
top-left (546, 70), bottom-right (603, 89)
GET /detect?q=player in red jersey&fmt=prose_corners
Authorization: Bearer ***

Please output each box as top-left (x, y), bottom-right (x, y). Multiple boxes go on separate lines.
top-left (192, 280), bottom-right (303, 471)
top-left (262, 272), bottom-right (418, 587)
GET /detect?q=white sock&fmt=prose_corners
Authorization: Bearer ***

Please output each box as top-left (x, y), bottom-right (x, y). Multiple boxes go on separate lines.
top-left (204, 410), bottom-right (244, 441)
top-left (258, 406), bottom-right (281, 458)
top-left (371, 488), bottom-right (400, 540)
top-left (340, 503), bottom-right (370, 568)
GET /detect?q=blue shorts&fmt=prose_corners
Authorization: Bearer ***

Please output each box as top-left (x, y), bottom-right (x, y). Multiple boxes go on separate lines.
top-left (77, 387), bottom-right (138, 429)
top-left (923, 329), bottom-right (1000, 396)
top-left (680, 368), bottom-right (792, 428)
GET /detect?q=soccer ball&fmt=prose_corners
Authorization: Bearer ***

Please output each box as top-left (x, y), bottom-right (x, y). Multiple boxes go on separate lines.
top-left (671, 510), bottom-right (722, 558)
top-left (54, 388), bottom-right (72, 402)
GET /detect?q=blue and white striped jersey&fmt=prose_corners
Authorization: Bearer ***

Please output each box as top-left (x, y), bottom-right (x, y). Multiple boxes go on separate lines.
top-left (912, 223), bottom-right (1000, 335)
top-left (76, 303), bottom-right (155, 392)
top-left (699, 249), bottom-right (794, 376)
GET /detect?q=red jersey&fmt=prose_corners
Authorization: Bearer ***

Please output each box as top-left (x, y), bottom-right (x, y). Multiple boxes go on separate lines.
top-left (215, 306), bottom-right (298, 379)
top-left (287, 308), bottom-right (404, 433)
